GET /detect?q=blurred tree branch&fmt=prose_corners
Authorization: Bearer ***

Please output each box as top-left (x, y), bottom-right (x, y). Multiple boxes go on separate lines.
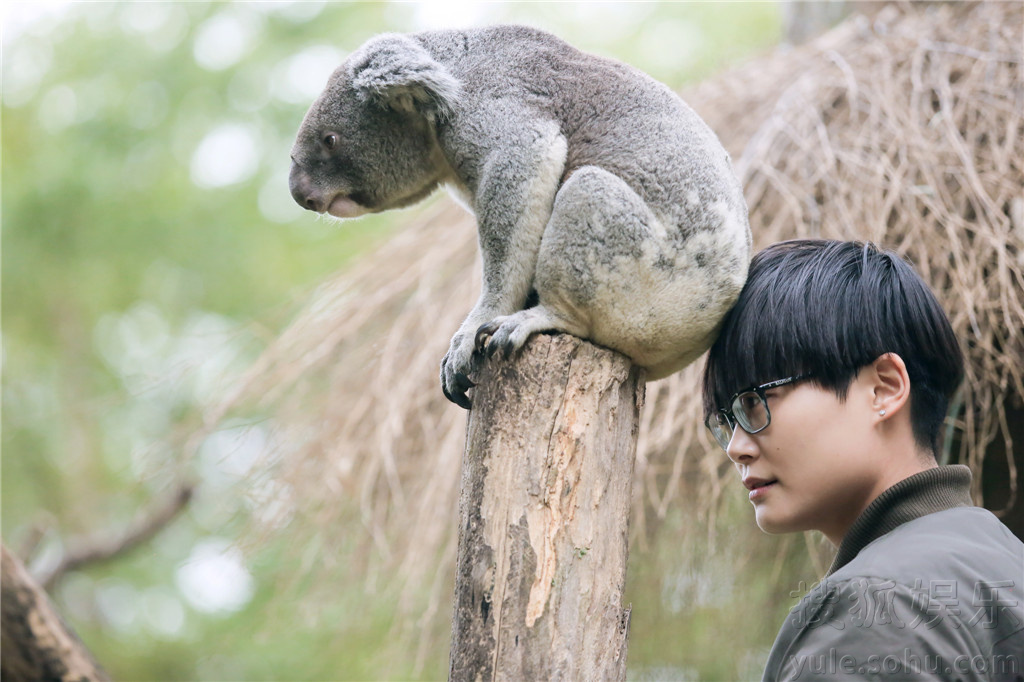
top-left (36, 481), bottom-right (195, 590)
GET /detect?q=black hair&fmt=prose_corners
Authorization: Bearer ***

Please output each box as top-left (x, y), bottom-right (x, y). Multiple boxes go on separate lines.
top-left (702, 239), bottom-right (964, 456)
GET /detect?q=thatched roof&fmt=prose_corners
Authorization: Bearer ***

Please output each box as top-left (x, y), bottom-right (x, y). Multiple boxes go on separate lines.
top-left (689, 1), bottom-right (1024, 506)
top-left (213, 1), bottom-right (1023, 633)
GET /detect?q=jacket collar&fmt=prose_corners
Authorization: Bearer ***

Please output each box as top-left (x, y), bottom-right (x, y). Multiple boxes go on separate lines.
top-left (827, 464), bottom-right (974, 576)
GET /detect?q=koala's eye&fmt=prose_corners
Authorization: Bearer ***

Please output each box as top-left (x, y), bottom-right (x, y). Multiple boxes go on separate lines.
top-left (323, 133), bottom-right (339, 150)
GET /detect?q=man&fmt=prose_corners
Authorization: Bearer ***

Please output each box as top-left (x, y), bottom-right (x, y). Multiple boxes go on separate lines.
top-left (702, 240), bottom-right (1023, 681)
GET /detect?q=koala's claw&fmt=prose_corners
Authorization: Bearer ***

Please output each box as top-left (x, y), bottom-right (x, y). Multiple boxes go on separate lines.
top-left (474, 322), bottom-right (498, 354)
top-left (441, 339), bottom-right (479, 409)
top-left (442, 371), bottom-right (475, 409)
top-left (493, 337), bottom-right (515, 359)
top-left (475, 316), bottom-right (528, 360)
top-left (455, 371), bottom-right (476, 391)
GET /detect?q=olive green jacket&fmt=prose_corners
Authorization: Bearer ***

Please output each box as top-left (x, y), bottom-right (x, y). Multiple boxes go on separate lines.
top-left (763, 466), bottom-right (1024, 681)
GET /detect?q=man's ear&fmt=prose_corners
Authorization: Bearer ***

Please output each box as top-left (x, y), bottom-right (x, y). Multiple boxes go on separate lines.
top-left (869, 353), bottom-right (911, 419)
top-left (348, 33), bottom-right (460, 121)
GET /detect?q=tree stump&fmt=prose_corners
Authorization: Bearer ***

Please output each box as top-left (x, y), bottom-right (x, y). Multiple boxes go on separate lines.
top-left (449, 333), bottom-right (645, 681)
top-left (1, 542), bottom-right (110, 682)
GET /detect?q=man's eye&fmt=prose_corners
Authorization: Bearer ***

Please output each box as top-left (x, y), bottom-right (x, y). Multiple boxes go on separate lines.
top-left (737, 393), bottom-right (760, 411)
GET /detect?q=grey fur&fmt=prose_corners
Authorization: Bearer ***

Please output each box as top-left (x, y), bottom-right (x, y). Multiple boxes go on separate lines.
top-left (289, 25), bottom-right (752, 409)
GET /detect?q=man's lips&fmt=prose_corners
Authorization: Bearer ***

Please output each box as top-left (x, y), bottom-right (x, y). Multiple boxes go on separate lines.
top-left (742, 477), bottom-right (776, 490)
top-left (743, 477), bottom-right (778, 500)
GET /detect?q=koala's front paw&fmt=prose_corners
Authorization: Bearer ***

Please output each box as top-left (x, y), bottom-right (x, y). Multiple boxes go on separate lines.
top-left (440, 333), bottom-right (478, 409)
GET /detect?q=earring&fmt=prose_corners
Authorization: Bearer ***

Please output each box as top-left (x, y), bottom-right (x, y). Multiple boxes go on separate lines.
top-left (879, 409), bottom-right (886, 417)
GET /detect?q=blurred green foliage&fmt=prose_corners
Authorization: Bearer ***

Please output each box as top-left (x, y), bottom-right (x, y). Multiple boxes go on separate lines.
top-left (3, 2), bottom-right (783, 679)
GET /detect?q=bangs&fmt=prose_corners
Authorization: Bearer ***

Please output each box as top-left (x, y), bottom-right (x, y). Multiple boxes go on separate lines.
top-left (702, 240), bottom-right (963, 422)
top-left (702, 261), bottom-right (850, 415)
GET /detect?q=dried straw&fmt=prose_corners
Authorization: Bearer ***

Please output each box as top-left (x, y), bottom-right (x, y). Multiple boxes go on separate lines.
top-left (211, 1), bottom-right (1023, 654)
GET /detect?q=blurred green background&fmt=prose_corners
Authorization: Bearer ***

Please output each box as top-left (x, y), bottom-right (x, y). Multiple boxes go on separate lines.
top-left (3, 2), bottom-right (792, 679)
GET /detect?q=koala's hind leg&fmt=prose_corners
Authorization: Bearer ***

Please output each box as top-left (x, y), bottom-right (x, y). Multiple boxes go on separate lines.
top-left (476, 165), bottom-right (663, 360)
top-left (479, 163), bottom-right (740, 374)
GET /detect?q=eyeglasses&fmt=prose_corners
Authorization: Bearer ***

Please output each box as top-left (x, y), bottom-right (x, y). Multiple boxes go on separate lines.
top-left (705, 374), bottom-right (812, 451)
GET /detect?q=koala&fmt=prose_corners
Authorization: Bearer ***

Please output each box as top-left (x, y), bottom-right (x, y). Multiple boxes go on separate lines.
top-left (290, 25), bottom-right (751, 409)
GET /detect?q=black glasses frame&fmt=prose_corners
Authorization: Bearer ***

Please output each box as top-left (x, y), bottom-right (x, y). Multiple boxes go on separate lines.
top-left (705, 374), bottom-right (812, 450)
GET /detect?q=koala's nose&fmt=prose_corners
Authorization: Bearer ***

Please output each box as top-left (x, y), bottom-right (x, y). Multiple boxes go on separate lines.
top-left (296, 191), bottom-right (324, 213)
top-left (289, 162), bottom-right (324, 213)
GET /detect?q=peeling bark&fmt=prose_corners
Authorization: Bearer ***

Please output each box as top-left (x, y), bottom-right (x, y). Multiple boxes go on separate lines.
top-left (1, 542), bottom-right (110, 682)
top-left (449, 334), bottom-right (644, 681)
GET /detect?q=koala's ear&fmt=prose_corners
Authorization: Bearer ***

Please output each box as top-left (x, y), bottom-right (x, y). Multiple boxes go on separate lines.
top-left (349, 34), bottom-right (460, 121)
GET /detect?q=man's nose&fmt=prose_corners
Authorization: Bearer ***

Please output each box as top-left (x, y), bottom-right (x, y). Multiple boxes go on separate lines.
top-left (726, 426), bottom-right (759, 464)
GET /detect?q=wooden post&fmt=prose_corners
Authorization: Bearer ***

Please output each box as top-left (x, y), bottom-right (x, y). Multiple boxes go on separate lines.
top-left (449, 334), bottom-right (645, 681)
top-left (1, 542), bottom-right (111, 682)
